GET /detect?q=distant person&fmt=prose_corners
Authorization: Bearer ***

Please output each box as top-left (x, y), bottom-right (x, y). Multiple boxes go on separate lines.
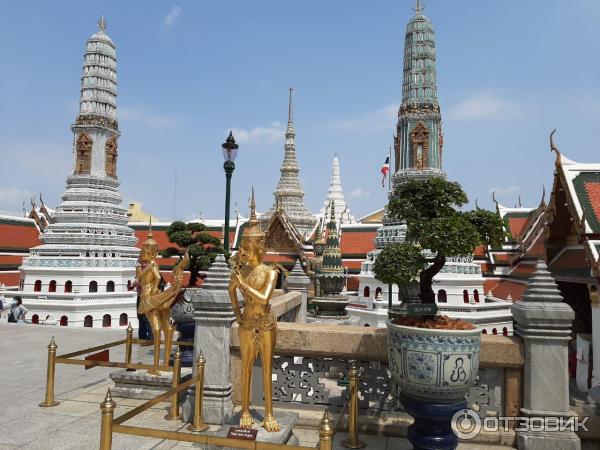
top-left (9, 296), bottom-right (27, 323)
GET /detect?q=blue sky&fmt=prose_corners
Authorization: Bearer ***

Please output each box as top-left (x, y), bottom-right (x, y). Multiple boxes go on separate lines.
top-left (1, 0), bottom-right (600, 220)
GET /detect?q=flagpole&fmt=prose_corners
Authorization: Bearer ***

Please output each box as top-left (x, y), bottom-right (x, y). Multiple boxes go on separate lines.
top-left (388, 145), bottom-right (393, 311)
top-left (388, 146), bottom-right (392, 192)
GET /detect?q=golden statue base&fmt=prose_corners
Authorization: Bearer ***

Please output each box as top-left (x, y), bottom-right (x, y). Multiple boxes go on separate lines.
top-left (39, 401), bottom-right (60, 408)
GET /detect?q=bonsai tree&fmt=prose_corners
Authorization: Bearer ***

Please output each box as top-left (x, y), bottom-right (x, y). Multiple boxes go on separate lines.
top-left (160, 221), bottom-right (223, 286)
top-left (373, 177), bottom-right (503, 306)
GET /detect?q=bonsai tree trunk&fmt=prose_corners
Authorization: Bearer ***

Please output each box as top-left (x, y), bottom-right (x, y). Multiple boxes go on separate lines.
top-left (419, 254), bottom-right (446, 304)
top-left (188, 255), bottom-right (199, 287)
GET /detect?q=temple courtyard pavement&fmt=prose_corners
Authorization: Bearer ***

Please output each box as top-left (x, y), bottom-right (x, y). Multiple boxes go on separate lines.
top-left (0, 323), bottom-right (515, 449)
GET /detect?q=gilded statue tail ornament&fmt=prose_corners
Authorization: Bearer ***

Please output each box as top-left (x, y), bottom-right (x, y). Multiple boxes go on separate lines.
top-left (138, 252), bottom-right (190, 315)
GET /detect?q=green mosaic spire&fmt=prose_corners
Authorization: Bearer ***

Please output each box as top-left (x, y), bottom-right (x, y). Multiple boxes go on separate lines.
top-left (394, 0), bottom-right (445, 181)
top-left (320, 202), bottom-right (344, 273)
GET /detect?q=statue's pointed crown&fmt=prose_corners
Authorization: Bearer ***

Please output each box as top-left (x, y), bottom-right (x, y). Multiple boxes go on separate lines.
top-left (142, 217), bottom-right (159, 253)
top-left (242, 187), bottom-right (265, 243)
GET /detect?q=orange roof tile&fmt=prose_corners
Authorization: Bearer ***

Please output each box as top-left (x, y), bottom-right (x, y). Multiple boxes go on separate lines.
top-left (340, 230), bottom-right (376, 256)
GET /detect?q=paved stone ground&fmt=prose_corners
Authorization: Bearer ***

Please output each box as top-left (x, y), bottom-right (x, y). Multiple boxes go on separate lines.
top-left (0, 323), bottom-right (514, 449)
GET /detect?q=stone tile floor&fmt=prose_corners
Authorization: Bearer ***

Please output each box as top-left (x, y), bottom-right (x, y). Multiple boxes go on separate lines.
top-left (0, 323), bottom-right (514, 449)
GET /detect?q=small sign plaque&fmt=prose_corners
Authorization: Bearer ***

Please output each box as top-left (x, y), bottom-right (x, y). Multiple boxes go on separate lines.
top-left (407, 303), bottom-right (438, 317)
top-left (84, 349), bottom-right (110, 370)
top-left (227, 427), bottom-right (258, 441)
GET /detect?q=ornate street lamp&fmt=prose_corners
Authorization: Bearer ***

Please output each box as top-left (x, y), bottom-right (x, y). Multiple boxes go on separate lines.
top-left (221, 131), bottom-right (238, 257)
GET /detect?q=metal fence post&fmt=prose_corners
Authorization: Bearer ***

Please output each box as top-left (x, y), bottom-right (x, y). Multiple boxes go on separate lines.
top-left (165, 348), bottom-right (182, 420)
top-left (188, 353), bottom-right (209, 433)
top-left (319, 411), bottom-right (334, 450)
top-left (39, 336), bottom-right (59, 407)
top-left (342, 361), bottom-right (365, 449)
top-left (100, 388), bottom-right (116, 450)
top-left (125, 323), bottom-right (133, 366)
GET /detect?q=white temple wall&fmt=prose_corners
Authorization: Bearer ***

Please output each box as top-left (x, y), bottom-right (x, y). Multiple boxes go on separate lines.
top-left (20, 267), bottom-right (135, 294)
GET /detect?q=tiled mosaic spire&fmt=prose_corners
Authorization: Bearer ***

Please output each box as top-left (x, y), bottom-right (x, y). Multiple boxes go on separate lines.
top-left (262, 87), bottom-right (316, 238)
top-left (75, 16), bottom-right (118, 132)
top-left (320, 155), bottom-right (355, 226)
top-left (394, 1), bottom-right (445, 182)
top-left (320, 203), bottom-right (344, 274)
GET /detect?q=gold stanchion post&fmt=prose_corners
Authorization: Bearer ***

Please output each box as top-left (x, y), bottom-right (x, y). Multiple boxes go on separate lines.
top-left (100, 388), bottom-right (116, 450)
top-left (342, 361), bottom-right (365, 449)
top-left (319, 411), bottom-right (334, 450)
top-left (39, 336), bottom-right (59, 407)
top-left (187, 353), bottom-right (209, 433)
top-left (125, 323), bottom-right (133, 366)
top-left (165, 348), bottom-right (182, 420)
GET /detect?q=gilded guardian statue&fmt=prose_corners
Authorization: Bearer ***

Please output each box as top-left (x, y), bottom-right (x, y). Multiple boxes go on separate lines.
top-left (137, 223), bottom-right (190, 375)
top-left (228, 189), bottom-right (280, 432)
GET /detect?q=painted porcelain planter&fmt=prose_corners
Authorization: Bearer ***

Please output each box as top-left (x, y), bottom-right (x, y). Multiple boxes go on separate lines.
top-left (386, 319), bottom-right (481, 403)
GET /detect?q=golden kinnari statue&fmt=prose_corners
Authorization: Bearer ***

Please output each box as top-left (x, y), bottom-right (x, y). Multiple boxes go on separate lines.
top-left (137, 222), bottom-right (190, 375)
top-left (228, 189), bottom-right (280, 432)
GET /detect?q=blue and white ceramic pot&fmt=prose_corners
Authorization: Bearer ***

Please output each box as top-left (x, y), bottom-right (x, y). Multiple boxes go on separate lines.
top-left (386, 320), bottom-right (481, 403)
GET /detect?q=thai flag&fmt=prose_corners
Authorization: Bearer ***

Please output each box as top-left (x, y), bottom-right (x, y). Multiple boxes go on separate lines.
top-left (381, 156), bottom-right (390, 187)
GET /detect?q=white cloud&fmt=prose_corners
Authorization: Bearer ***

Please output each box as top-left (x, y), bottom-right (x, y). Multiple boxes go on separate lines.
top-left (230, 122), bottom-right (284, 144)
top-left (0, 187), bottom-right (34, 213)
top-left (349, 187), bottom-right (371, 199)
top-left (163, 6), bottom-right (182, 27)
top-left (120, 106), bottom-right (181, 127)
top-left (448, 91), bottom-right (524, 120)
top-left (333, 105), bottom-right (397, 131)
top-left (489, 185), bottom-right (519, 195)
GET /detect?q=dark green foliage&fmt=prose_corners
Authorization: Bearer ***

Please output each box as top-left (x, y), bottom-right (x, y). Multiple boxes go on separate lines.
top-left (373, 243), bottom-right (427, 286)
top-left (374, 177), bottom-right (503, 305)
top-left (463, 208), bottom-right (506, 248)
top-left (160, 221), bottom-right (224, 286)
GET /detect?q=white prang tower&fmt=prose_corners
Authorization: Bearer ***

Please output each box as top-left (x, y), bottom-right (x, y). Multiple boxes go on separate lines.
top-left (319, 155), bottom-right (355, 226)
top-left (18, 17), bottom-right (139, 328)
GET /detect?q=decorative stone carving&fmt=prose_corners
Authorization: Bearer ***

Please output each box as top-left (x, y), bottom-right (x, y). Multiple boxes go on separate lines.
top-left (410, 122), bottom-right (429, 170)
top-left (105, 136), bottom-right (118, 178)
top-left (75, 133), bottom-right (92, 175)
top-left (255, 355), bottom-right (502, 419)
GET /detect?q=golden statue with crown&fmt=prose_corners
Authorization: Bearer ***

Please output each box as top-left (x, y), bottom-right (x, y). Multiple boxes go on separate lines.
top-left (228, 189), bottom-right (280, 432)
top-left (137, 220), bottom-right (190, 375)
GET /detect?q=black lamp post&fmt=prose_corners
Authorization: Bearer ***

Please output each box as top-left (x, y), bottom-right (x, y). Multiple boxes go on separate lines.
top-left (221, 131), bottom-right (238, 258)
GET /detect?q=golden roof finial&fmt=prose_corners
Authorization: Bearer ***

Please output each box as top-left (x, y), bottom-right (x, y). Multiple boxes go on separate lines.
top-left (98, 16), bottom-right (107, 32)
top-left (492, 190), bottom-right (500, 214)
top-left (540, 185), bottom-right (546, 207)
top-left (550, 129), bottom-right (562, 168)
top-left (413, 0), bottom-right (425, 15)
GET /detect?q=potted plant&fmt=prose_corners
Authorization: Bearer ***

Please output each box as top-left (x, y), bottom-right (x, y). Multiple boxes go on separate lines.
top-left (373, 177), bottom-right (503, 449)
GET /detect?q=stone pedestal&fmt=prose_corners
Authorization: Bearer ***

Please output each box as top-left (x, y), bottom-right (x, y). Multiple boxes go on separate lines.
top-left (170, 289), bottom-right (197, 367)
top-left (587, 292), bottom-right (600, 410)
top-left (182, 254), bottom-right (236, 425)
top-left (202, 411), bottom-right (299, 450)
top-left (110, 369), bottom-right (192, 399)
top-left (284, 260), bottom-right (309, 323)
top-left (512, 261), bottom-right (581, 450)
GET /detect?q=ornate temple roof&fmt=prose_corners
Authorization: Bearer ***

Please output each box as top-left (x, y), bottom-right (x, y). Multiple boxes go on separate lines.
top-left (261, 87), bottom-right (317, 239)
top-left (319, 156), bottom-right (355, 227)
